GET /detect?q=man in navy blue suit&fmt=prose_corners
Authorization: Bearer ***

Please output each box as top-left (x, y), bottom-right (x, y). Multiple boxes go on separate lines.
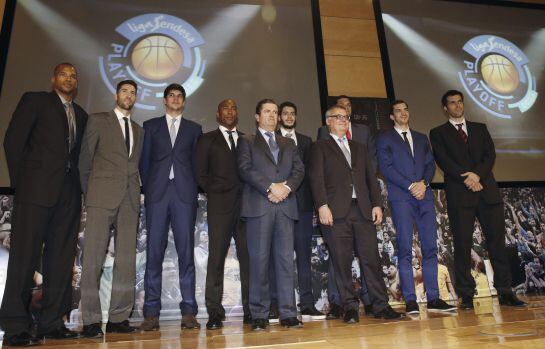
top-left (237, 99), bottom-right (304, 331)
top-left (377, 100), bottom-right (455, 314)
top-left (139, 84), bottom-right (203, 330)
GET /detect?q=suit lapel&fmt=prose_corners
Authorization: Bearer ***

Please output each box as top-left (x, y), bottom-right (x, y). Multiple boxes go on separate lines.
top-left (391, 128), bottom-right (413, 158)
top-left (445, 121), bottom-right (467, 148)
top-left (325, 136), bottom-right (351, 169)
top-left (129, 121), bottom-right (140, 160)
top-left (256, 131), bottom-right (276, 164)
top-left (50, 92), bottom-right (69, 150)
top-left (108, 111), bottom-right (129, 156)
top-left (214, 128), bottom-right (232, 153)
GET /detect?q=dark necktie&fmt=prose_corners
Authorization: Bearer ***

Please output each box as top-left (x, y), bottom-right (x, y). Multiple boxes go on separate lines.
top-left (226, 130), bottom-right (236, 150)
top-left (64, 102), bottom-right (76, 152)
top-left (265, 131), bottom-right (279, 164)
top-left (401, 131), bottom-right (413, 156)
top-left (456, 123), bottom-right (468, 144)
top-left (123, 117), bottom-right (130, 156)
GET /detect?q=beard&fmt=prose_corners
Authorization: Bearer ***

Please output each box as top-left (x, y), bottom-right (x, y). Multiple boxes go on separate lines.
top-left (280, 119), bottom-right (296, 130)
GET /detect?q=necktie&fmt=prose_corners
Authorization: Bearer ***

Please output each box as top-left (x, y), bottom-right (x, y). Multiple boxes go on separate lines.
top-left (169, 118), bottom-right (177, 179)
top-left (401, 131), bottom-right (413, 156)
top-left (123, 117), bottom-right (130, 156)
top-left (265, 131), bottom-right (279, 164)
top-left (226, 130), bottom-right (236, 150)
top-left (456, 123), bottom-right (468, 144)
top-left (346, 129), bottom-right (352, 140)
top-left (64, 102), bottom-right (76, 152)
top-left (339, 137), bottom-right (356, 197)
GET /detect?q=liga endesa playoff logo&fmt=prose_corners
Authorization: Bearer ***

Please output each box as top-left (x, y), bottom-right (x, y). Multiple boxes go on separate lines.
top-left (99, 14), bottom-right (205, 111)
top-left (458, 35), bottom-right (537, 119)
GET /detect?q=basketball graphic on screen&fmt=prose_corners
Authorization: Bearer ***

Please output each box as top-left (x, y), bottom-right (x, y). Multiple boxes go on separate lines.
top-left (480, 54), bottom-right (519, 94)
top-left (131, 35), bottom-right (183, 80)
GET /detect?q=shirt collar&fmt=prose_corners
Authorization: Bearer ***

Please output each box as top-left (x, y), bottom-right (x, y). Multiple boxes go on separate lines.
top-left (330, 133), bottom-right (347, 143)
top-left (449, 117), bottom-right (466, 128)
top-left (258, 127), bottom-right (275, 139)
top-left (114, 108), bottom-right (130, 120)
top-left (394, 126), bottom-right (410, 137)
top-left (219, 124), bottom-right (237, 134)
top-left (56, 92), bottom-right (71, 106)
top-left (166, 113), bottom-right (182, 122)
top-left (280, 127), bottom-right (295, 137)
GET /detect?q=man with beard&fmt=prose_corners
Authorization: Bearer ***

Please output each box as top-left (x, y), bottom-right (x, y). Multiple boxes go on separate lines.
top-left (195, 99), bottom-right (251, 329)
top-left (79, 80), bottom-right (144, 337)
top-left (1, 63), bottom-right (88, 346)
top-left (429, 89), bottom-right (526, 310)
top-left (139, 84), bottom-right (203, 331)
top-left (268, 101), bottom-right (324, 320)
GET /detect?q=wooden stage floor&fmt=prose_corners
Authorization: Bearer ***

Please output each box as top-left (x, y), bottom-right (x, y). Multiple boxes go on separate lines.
top-left (3, 295), bottom-right (545, 348)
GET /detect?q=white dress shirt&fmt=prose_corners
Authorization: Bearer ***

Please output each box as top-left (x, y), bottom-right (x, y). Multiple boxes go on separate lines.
top-left (449, 117), bottom-right (468, 135)
top-left (114, 108), bottom-right (134, 156)
top-left (219, 125), bottom-right (238, 150)
top-left (394, 126), bottom-right (413, 155)
top-left (166, 113), bottom-right (182, 139)
top-left (280, 127), bottom-right (297, 146)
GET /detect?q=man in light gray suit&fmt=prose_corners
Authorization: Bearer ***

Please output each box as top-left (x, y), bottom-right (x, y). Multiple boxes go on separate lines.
top-left (237, 99), bottom-right (304, 331)
top-left (79, 80), bottom-right (144, 338)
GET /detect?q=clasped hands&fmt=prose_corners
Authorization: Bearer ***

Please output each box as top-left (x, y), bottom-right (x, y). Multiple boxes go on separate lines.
top-left (267, 182), bottom-right (290, 203)
top-left (409, 181), bottom-right (427, 200)
top-left (461, 171), bottom-right (482, 192)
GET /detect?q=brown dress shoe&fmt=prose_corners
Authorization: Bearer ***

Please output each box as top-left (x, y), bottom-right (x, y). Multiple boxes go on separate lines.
top-left (140, 316), bottom-right (160, 331)
top-left (181, 314), bottom-right (201, 329)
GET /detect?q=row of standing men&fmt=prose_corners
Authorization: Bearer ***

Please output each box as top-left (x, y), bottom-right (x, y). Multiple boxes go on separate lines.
top-left (0, 63), bottom-right (527, 346)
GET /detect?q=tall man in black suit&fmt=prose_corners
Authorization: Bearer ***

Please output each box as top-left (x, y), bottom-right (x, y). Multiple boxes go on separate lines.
top-left (273, 101), bottom-right (324, 319)
top-left (310, 105), bottom-right (402, 323)
top-left (317, 95), bottom-right (375, 318)
top-left (1, 63), bottom-right (88, 346)
top-left (429, 90), bottom-right (525, 309)
top-left (195, 99), bottom-right (251, 330)
top-left (237, 99), bottom-right (304, 331)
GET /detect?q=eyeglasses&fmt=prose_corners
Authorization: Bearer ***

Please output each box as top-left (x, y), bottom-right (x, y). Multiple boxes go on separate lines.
top-left (328, 114), bottom-right (350, 121)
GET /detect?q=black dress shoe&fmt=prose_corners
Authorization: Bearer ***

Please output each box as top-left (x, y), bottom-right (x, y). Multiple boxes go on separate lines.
top-left (374, 306), bottom-right (404, 320)
top-left (326, 303), bottom-right (343, 320)
top-left (4, 332), bottom-right (40, 347)
top-left (499, 293), bottom-right (527, 307)
top-left (243, 313), bottom-right (253, 324)
top-left (82, 323), bottom-right (104, 338)
top-left (405, 300), bottom-right (420, 315)
top-left (364, 304), bottom-right (374, 316)
top-left (206, 316), bottom-right (223, 330)
top-left (459, 296), bottom-right (474, 310)
top-left (251, 318), bottom-right (268, 331)
top-left (343, 309), bottom-right (359, 323)
top-left (39, 325), bottom-right (81, 339)
top-left (106, 320), bottom-right (137, 333)
top-left (301, 305), bottom-right (326, 320)
top-left (280, 317), bottom-right (303, 328)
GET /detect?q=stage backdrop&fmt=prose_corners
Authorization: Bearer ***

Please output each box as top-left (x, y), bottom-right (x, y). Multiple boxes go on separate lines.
top-left (0, 185), bottom-right (543, 323)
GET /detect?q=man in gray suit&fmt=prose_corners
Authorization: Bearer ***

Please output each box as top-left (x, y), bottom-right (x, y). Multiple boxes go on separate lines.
top-left (79, 80), bottom-right (144, 338)
top-left (237, 99), bottom-right (304, 331)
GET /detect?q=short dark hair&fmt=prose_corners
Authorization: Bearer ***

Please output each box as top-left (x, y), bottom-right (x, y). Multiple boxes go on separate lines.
top-left (164, 83), bottom-right (186, 100)
top-left (441, 89), bottom-right (464, 107)
top-left (279, 101), bottom-right (297, 116)
top-left (255, 98), bottom-right (277, 114)
top-left (336, 95), bottom-right (350, 103)
top-left (389, 99), bottom-right (408, 115)
top-left (53, 62), bottom-right (76, 76)
top-left (116, 80), bottom-right (137, 94)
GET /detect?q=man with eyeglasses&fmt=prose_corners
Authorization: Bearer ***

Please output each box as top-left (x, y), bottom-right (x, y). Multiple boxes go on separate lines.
top-left (317, 95), bottom-right (376, 319)
top-left (1, 63), bottom-right (88, 346)
top-left (139, 84), bottom-right (203, 331)
top-left (310, 105), bottom-right (403, 324)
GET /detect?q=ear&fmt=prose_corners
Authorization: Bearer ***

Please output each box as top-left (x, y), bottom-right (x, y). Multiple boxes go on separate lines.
top-left (389, 114), bottom-right (395, 121)
top-left (255, 114), bottom-right (259, 122)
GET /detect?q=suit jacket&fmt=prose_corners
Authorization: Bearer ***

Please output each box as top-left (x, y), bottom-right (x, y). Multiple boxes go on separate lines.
top-left (377, 128), bottom-right (435, 202)
top-left (195, 128), bottom-right (243, 214)
top-left (139, 116), bottom-right (202, 205)
top-left (429, 120), bottom-right (501, 208)
top-left (4, 91), bottom-right (88, 207)
top-left (237, 130), bottom-right (304, 220)
top-left (276, 130), bottom-right (314, 212)
top-left (317, 123), bottom-right (377, 172)
top-left (310, 136), bottom-right (382, 220)
top-left (79, 111), bottom-right (143, 210)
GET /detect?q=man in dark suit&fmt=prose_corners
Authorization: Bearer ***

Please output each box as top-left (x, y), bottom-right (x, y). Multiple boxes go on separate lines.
top-left (310, 104), bottom-right (402, 323)
top-left (317, 95), bottom-right (375, 318)
top-left (195, 99), bottom-right (250, 330)
top-left (0, 63), bottom-right (87, 346)
top-left (269, 101), bottom-right (325, 320)
top-left (377, 100), bottom-right (456, 314)
top-left (429, 90), bottom-right (525, 310)
top-left (79, 80), bottom-right (144, 337)
top-left (139, 84), bottom-right (203, 331)
top-left (237, 99), bottom-right (304, 331)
